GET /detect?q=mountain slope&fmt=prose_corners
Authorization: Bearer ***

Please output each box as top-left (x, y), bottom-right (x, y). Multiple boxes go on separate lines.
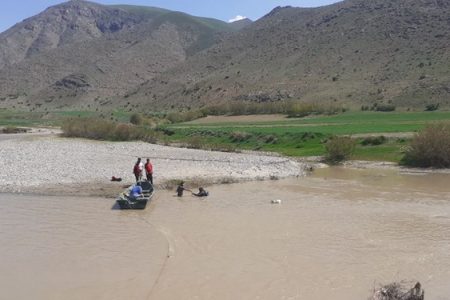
top-left (1, 0), bottom-right (449, 112)
top-left (125, 0), bottom-right (450, 110)
top-left (0, 0), bottom-right (235, 110)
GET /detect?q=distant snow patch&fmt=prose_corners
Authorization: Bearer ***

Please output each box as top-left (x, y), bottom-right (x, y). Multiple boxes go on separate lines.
top-left (228, 15), bottom-right (247, 23)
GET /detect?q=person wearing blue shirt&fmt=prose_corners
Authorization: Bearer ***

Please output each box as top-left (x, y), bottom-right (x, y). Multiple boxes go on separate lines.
top-left (130, 185), bottom-right (143, 200)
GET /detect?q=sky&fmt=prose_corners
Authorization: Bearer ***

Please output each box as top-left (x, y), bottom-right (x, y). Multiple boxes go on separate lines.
top-left (0, 0), bottom-right (342, 33)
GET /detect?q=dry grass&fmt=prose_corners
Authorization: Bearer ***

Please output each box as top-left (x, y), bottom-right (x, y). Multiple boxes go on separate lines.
top-left (402, 122), bottom-right (450, 168)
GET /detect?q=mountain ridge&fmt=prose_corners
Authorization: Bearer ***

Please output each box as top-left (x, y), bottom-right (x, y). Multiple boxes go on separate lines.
top-left (0, 0), bottom-right (449, 112)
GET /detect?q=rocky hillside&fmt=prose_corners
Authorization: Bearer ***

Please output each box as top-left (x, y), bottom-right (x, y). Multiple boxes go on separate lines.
top-left (126, 0), bottom-right (450, 111)
top-left (0, 0), bottom-right (234, 110)
top-left (0, 0), bottom-right (449, 112)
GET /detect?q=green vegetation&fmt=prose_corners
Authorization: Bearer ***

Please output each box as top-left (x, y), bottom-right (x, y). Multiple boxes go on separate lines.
top-left (3, 109), bottom-right (450, 165)
top-left (164, 111), bottom-right (450, 162)
top-left (61, 117), bottom-right (164, 143)
top-left (401, 122), bottom-right (450, 168)
top-left (324, 136), bottom-right (356, 164)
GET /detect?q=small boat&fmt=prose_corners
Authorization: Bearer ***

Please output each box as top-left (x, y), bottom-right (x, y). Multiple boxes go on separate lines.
top-left (116, 180), bottom-right (154, 209)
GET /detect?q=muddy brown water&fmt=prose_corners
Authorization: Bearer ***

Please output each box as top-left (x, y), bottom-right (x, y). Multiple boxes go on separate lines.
top-left (1, 168), bottom-right (450, 300)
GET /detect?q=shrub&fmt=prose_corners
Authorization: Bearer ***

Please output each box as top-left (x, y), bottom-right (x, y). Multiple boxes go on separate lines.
top-left (425, 103), bottom-right (439, 111)
top-left (61, 117), bottom-right (163, 143)
top-left (261, 134), bottom-right (278, 144)
top-left (325, 136), bottom-right (356, 164)
top-left (185, 136), bottom-right (205, 149)
top-left (361, 135), bottom-right (386, 146)
top-left (62, 117), bottom-right (116, 140)
top-left (375, 104), bottom-right (396, 112)
top-left (401, 122), bottom-right (450, 168)
top-left (114, 123), bottom-right (133, 141)
top-left (166, 110), bottom-right (206, 123)
top-left (2, 126), bottom-right (28, 134)
top-left (130, 113), bottom-right (143, 125)
top-left (229, 131), bottom-right (252, 142)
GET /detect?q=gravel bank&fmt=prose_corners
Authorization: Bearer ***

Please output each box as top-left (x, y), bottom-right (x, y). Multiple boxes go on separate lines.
top-left (0, 135), bottom-right (307, 195)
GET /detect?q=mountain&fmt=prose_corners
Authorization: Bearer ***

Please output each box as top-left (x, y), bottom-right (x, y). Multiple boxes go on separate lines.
top-left (0, 0), bottom-right (449, 112)
top-left (228, 18), bottom-right (253, 31)
top-left (0, 0), bottom-right (235, 111)
top-left (124, 0), bottom-right (450, 111)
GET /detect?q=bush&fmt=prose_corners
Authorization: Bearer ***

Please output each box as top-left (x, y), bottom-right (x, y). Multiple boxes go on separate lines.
top-left (2, 126), bottom-right (28, 134)
top-left (114, 123), bottom-right (133, 141)
top-left (166, 110), bottom-right (206, 123)
top-left (130, 113), bottom-right (143, 125)
top-left (260, 134), bottom-right (278, 144)
top-left (325, 136), bottom-right (356, 164)
top-left (229, 131), bottom-right (252, 142)
top-left (185, 136), bottom-right (205, 149)
top-left (425, 103), bottom-right (439, 111)
top-left (361, 135), bottom-right (386, 146)
top-left (61, 117), bottom-right (164, 143)
top-left (62, 117), bottom-right (116, 140)
top-left (375, 104), bottom-right (396, 112)
top-left (401, 122), bottom-right (450, 168)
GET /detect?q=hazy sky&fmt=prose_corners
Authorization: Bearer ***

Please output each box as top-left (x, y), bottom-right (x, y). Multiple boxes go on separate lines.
top-left (0, 0), bottom-right (342, 33)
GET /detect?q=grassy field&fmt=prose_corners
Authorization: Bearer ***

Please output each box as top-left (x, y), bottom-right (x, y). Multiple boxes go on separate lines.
top-left (0, 109), bottom-right (132, 127)
top-left (1, 110), bottom-right (449, 163)
top-left (165, 111), bottom-right (450, 162)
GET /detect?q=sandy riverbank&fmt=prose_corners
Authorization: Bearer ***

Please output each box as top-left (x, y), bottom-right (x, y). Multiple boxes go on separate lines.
top-left (0, 133), bottom-right (308, 196)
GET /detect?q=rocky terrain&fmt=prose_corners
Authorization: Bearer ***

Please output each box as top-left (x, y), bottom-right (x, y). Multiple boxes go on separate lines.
top-left (0, 134), bottom-right (306, 195)
top-left (129, 0), bottom-right (450, 110)
top-left (0, 0), bottom-right (236, 110)
top-left (0, 0), bottom-right (449, 111)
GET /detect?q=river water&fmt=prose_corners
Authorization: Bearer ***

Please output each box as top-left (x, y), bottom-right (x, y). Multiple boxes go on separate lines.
top-left (1, 167), bottom-right (450, 300)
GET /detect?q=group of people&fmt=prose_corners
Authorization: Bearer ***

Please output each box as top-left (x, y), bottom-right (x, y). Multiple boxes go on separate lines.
top-left (176, 182), bottom-right (209, 198)
top-left (132, 158), bottom-right (208, 198)
top-left (133, 158), bottom-right (153, 184)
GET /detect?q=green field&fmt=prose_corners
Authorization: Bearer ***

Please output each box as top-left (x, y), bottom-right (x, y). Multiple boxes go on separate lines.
top-left (165, 111), bottom-right (450, 162)
top-left (1, 110), bottom-right (449, 163)
top-left (0, 109), bottom-right (133, 127)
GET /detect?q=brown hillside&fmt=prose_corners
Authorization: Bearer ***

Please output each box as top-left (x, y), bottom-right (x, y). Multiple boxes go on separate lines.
top-left (0, 0), bottom-right (449, 112)
top-left (126, 0), bottom-right (450, 111)
top-left (0, 0), bottom-right (234, 111)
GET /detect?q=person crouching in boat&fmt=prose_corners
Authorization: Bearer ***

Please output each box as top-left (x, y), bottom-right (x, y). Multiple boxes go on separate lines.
top-left (130, 185), bottom-right (143, 201)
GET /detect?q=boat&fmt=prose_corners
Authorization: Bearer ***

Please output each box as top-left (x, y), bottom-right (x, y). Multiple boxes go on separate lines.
top-left (116, 180), bottom-right (154, 209)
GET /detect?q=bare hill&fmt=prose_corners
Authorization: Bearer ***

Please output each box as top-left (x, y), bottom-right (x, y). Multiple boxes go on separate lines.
top-left (126, 0), bottom-right (450, 111)
top-left (0, 0), bottom-right (234, 110)
top-left (0, 0), bottom-right (449, 112)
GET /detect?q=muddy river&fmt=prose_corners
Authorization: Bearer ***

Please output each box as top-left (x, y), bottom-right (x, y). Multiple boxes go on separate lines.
top-left (1, 167), bottom-right (449, 300)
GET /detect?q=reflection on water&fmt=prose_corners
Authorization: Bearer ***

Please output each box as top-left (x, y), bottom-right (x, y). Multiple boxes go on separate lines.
top-left (1, 168), bottom-right (450, 300)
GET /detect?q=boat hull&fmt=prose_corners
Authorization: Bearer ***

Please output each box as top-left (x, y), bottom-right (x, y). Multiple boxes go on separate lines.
top-left (116, 198), bottom-right (149, 209)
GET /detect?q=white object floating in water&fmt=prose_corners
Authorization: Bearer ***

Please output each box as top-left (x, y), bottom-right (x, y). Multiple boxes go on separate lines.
top-left (271, 199), bottom-right (282, 204)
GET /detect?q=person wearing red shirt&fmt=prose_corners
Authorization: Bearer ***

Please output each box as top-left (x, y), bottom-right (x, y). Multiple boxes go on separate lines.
top-left (144, 158), bottom-right (153, 185)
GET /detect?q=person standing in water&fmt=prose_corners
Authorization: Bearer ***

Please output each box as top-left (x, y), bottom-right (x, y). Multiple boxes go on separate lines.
top-left (177, 182), bottom-right (188, 197)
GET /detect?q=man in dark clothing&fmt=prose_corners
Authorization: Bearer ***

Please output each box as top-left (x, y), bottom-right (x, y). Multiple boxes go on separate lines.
top-left (144, 158), bottom-right (153, 185)
top-left (133, 158), bottom-right (143, 182)
top-left (192, 187), bottom-right (209, 197)
top-left (176, 182), bottom-right (187, 197)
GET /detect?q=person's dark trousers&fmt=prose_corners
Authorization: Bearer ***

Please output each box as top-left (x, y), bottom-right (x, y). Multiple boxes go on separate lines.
top-left (147, 173), bottom-right (153, 185)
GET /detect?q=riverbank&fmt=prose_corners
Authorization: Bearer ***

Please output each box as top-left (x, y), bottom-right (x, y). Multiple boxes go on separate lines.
top-left (0, 133), bottom-right (308, 196)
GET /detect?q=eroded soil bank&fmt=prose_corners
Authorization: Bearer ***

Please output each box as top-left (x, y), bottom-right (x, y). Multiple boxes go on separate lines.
top-left (1, 168), bottom-right (450, 300)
